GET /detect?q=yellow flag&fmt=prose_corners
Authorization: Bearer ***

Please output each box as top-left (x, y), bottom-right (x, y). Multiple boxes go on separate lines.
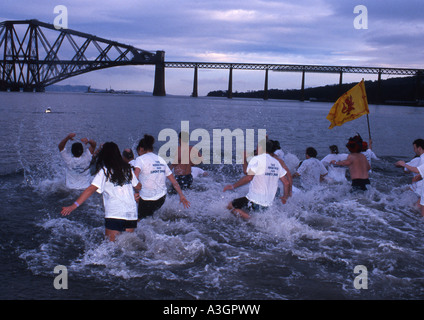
top-left (326, 80), bottom-right (369, 129)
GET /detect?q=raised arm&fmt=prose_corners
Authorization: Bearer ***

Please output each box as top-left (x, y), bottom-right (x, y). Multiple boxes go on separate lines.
top-left (58, 133), bottom-right (76, 152)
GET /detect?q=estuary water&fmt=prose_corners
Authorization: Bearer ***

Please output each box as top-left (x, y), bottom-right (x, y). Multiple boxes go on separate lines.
top-left (0, 91), bottom-right (423, 300)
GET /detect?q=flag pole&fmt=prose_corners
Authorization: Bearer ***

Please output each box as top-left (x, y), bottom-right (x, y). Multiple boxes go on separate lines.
top-left (362, 78), bottom-right (372, 142)
top-left (366, 114), bottom-right (371, 141)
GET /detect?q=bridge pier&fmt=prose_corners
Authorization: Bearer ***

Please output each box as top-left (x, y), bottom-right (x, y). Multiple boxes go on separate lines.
top-left (153, 51), bottom-right (166, 96)
top-left (264, 69), bottom-right (269, 100)
top-left (192, 65), bottom-right (198, 97)
top-left (227, 66), bottom-right (233, 99)
top-left (300, 70), bottom-right (305, 101)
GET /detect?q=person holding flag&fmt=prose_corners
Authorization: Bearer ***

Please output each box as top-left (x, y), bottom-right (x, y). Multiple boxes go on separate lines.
top-left (326, 80), bottom-right (372, 191)
top-left (326, 79), bottom-right (370, 131)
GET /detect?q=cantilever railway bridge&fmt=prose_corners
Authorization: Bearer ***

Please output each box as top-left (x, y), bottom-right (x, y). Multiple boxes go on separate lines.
top-left (1, 19), bottom-right (423, 101)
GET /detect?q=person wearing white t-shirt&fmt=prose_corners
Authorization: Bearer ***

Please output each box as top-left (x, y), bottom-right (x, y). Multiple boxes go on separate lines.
top-left (61, 142), bottom-right (141, 242)
top-left (294, 147), bottom-right (328, 190)
top-left (223, 140), bottom-right (290, 220)
top-left (58, 133), bottom-right (96, 190)
top-left (134, 134), bottom-right (190, 220)
top-left (361, 139), bottom-right (380, 173)
top-left (321, 145), bottom-right (348, 183)
top-left (395, 160), bottom-right (424, 217)
top-left (395, 138), bottom-right (424, 216)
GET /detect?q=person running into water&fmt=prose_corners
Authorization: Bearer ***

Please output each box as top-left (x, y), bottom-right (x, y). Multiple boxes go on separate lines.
top-left (321, 145), bottom-right (348, 183)
top-left (331, 134), bottom-right (371, 191)
top-left (223, 140), bottom-right (290, 220)
top-left (394, 160), bottom-right (424, 217)
top-left (294, 147), bottom-right (328, 190)
top-left (395, 138), bottom-right (424, 216)
top-left (61, 142), bottom-right (141, 242)
top-left (134, 134), bottom-right (190, 220)
top-left (58, 133), bottom-right (97, 190)
top-left (169, 131), bottom-right (203, 191)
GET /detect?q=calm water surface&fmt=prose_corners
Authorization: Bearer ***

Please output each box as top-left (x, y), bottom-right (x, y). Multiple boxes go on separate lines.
top-left (0, 91), bottom-right (423, 300)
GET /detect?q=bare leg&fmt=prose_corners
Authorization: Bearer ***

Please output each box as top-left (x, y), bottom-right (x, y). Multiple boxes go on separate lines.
top-left (105, 228), bottom-right (121, 242)
top-left (227, 202), bottom-right (251, 220)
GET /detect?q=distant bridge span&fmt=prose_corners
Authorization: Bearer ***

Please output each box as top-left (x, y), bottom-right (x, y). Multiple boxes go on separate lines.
top-left (165, 61), bottom-right (424, 100)
top-left (1, 20), bottom-right (422, 101)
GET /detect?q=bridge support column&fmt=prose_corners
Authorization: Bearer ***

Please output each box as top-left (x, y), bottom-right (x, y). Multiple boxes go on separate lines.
top-left (415, 71), bottom-right (423, 102)
top-left (227, 66), bottom-right (233, 99)
top-left (153, 51), bottom-right (166, 96)
top-left (377, 71), bottom-right (382, 104)
top-left (263, 69), bottom-right (269, 100)
top-left (338, 71), bottom-right (343, 95)
top-left (192, 65), bottom-right (198, 97)
top-left (300, 70), bottom-right (305, 101)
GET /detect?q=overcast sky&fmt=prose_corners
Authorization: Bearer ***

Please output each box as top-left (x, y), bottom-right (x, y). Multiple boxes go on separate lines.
top-left (1, 0), bottom-right (423, 95)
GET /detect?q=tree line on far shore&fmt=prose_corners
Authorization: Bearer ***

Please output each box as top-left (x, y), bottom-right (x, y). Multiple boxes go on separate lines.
top-left (207, 76), bottom-right (424, 105)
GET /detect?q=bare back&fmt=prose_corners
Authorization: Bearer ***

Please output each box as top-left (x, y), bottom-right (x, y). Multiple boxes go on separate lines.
top-left (171, 144), bottom-right (202, 176)
top-left (346, 153), bottom-right (370, 179)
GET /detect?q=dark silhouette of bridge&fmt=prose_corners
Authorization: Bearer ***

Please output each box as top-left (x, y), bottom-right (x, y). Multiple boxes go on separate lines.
top-left (0, 19), bottom-right (165, 94)
top-left (1, 19), bottom-right (423, 102)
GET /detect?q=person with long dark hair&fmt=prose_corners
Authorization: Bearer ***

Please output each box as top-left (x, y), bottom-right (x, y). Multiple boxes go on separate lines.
top-left (134, 134), bottom-right (190, 220)
top-left (61, 142), bottom-right (141, 241)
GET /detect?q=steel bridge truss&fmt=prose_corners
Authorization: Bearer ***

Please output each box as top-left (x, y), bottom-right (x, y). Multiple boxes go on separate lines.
top-left (165, 61), bottom-right (421, 76)
top-left (0, 19), bottom-right (163, 92)
top-left (166, 62), bottom-right (424, 100)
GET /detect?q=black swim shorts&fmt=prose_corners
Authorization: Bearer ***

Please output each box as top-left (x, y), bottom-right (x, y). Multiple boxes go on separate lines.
top-left (105, 218), bottom-right (137, 232)
top-left (175, 174), bottom-right (193, 189)
top-left (351, 178), bottom-right (370, 191)
top-left (138, 195), bottom-right (166, 220)
top-left (231, 197), bottom-right (268, 212)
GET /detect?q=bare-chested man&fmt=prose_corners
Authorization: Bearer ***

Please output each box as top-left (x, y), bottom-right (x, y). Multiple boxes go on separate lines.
top-left (169, 131), bottom-right (203, 190)
top-left (331, 135), bottom-right (371, 191)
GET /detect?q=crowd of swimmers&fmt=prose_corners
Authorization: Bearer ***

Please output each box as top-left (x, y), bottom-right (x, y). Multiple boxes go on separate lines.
top-left (58, 132), bottom-right (424, 242)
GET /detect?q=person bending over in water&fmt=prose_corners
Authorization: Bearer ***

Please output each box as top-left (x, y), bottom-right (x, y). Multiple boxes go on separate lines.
top-left (331, 134), bottom-right (370, 191)
top-left (61, 142), bottom-right (141, 242)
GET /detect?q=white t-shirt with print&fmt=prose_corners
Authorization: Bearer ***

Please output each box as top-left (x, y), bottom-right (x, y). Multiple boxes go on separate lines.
top-left (134, 152), bottom-right (172, 201)
top-left (60, 149), bottom-right (93, 189)
top-left (321, 153), bottom-right (348, 182)
top-left (246, 153), bottom-right (287, 207)
top-left (91, 168), bottom-right (139, 221)
top-left (416, 163), bottom-right (424, 205)
top-left (296, 157), bottom-right (328, 189)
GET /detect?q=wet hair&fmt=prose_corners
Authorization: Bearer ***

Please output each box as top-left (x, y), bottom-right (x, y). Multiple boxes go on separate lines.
top-left (329, 145), bottom-right (339, 154)
top-left (346, 134), bottom-right (363, 153)
top-left (268, 140), bottom-right (280, 154)
top-left (95, 142), bottom-right (132, 186)
top-left (71, 142), bottom-right (83, 157)
top-left (122, 149), bottom-right (134, 161)
top-left (266, 140), bottom-right (275, 154)
top-left (413, 139), bottom-right (424, 149)
top-left (137, 134), bottom-right (155, 152)
top-left (306, 147), bottom-right (317, 158)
